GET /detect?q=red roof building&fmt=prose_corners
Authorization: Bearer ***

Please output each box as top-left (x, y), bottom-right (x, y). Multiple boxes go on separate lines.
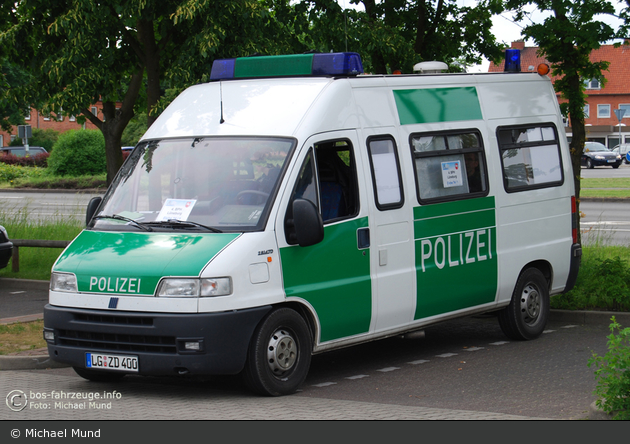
top-left (489, 41), bottom-right (630, 148)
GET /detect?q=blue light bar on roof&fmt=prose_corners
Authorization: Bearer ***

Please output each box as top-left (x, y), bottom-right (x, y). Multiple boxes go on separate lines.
top-left (504, 49), bottom-right (521, 73)
top-left (210, 52), bottom-right (364, 81)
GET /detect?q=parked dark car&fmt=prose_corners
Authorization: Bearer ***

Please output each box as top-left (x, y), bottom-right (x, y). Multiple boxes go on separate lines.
top-left (0, 225), bottom-right (12, 269)
top-left (0, 146), bottom-right (48, 157)
top-left (581, 142), bottom-right (622, 169)
top-left (611, 143), bottom-right (630, 164)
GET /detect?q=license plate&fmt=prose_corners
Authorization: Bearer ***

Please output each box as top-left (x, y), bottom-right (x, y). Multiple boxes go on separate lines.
top-left (608, 159), bottom-right (616, 163)
top-left (86, 352), bottom-right (139, 372)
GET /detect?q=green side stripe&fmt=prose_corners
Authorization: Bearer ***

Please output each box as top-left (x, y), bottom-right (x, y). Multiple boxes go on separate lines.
top-left (235, 54), bottom-right (314, 78)
top-left (394, 87), bottom-right (483, 125)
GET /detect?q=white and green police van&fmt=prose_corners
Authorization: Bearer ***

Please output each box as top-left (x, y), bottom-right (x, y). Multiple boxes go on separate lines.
top-left (44, 51), bottom-right (581, 396)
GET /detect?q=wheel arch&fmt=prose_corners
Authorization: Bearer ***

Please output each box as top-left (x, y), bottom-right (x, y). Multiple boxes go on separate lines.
top-left (274, 300), bottom-right (319, 350)
top-left (520, 260), bottom-right (553, 290)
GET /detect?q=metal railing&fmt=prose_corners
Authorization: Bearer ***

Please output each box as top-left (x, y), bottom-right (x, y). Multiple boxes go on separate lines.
top-left (10, 239), bottom-right (70, 273)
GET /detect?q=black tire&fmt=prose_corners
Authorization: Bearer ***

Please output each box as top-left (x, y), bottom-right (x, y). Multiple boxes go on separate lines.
top-left (498, 268), bottom-right (549, 341)
top-left (613, 164), bottom-right (620, 169)
top-left (586, 158), bottom-right (594, 169)
top-left (73, 367), bottom-right (126, 382)
top-left (243, 308), bottom-right (312, 396)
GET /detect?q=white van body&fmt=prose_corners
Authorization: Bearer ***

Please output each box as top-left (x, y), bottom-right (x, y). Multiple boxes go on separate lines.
top-left (44, 53), bottom-right (581, 395)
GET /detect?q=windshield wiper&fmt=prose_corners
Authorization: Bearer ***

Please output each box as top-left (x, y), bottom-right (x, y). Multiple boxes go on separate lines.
top-left (144, 219), bottom-right (223, 233)
top-left (92, 214), bottom-right (153, 232)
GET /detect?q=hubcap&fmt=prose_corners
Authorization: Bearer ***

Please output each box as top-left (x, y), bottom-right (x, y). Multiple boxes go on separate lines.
top-left (267, 329), bottom-right (298, 376)
top-left (520, 283), bottom-right (541, 325)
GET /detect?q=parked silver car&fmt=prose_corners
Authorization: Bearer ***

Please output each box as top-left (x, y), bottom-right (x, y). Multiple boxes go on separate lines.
top-left (611, 143), bottom-right (630, 164)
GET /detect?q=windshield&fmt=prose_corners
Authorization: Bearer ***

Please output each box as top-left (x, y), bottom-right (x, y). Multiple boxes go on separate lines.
top-left (92, 137), bottom-right (295, 232)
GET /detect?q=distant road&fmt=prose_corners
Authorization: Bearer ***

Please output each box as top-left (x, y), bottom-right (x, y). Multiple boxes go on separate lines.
top-left (0, 189), bottom-right (103, 223)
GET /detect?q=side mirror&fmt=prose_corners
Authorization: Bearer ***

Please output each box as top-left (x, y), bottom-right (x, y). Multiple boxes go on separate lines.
top-left (86, 196), bottom-right (102, 226)
top-left (292, 198), bottom-right (324, 247)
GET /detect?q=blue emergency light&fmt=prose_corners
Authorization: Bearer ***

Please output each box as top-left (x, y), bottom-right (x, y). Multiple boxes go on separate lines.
top-left (210, 52), bottom-right (364, 81)
top-left (504, 49), bottom-right (521, 73)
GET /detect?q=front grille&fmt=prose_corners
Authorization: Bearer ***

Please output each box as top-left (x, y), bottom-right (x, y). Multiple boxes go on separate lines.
top-left (73, 313), bottom-right (153, 326)
top-left (57, 329), bottom-right (177, 354)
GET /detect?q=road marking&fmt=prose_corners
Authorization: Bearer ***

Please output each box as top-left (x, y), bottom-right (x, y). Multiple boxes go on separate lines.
top-left (10, 291), bottom-right (25, 294)
top-left (345, 374), bottom-right (369, 380)
top-left (435, 353), bottom-right (458, 358)
top-left (408, 359), bottom-right (430, 365)
top-left (464, 347), bottom-right (484, 352)
top-left (543, 330), bottom-right (555, 334)
top-left (312, 382), bottom-right (337, 387)
top-left (561, 325), bottom-right (577, 329)
top-left (376, 367), bottom-right (400, 372)
top-left (489, 341), bottom-right (509, 345)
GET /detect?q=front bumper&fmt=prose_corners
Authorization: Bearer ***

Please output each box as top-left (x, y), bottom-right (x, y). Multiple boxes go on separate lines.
top-left (44, 304), bottom-right (271, 376)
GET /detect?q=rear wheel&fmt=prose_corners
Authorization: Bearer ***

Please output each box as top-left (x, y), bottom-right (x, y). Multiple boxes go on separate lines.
top-left (498, 268), bottom-right (549, 340)
top-left (243, 308), bottom-right (312, 396)
top-left (73, 367), bottom-right (126, 382)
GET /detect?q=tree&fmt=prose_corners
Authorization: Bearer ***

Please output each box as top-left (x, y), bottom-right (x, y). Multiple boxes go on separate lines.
top-left (505, 0), bottom-right (629, 238)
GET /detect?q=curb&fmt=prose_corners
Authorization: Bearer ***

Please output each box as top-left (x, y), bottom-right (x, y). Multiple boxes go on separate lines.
top-left (0, 353), bottom-right (69, 371)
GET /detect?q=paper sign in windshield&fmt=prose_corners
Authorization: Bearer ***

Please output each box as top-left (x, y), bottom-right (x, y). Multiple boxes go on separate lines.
top-left (441, 161), bottom-right (463, 188)
top-left (156, 199), bottom-right (197, 221)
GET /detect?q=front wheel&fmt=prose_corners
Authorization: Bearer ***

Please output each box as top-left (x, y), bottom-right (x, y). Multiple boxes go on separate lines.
top-left (243, 308), bottom-right (312, 396)
top-left (498, 268), bottom-right (549, 340)
top-left (586, 158), bottom-right (594, 169)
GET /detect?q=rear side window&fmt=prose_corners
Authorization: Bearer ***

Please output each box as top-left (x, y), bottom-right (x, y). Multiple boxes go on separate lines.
top-left (497, 124), bottom-right (564, 192)
top-left (410, 129), bottom-right (488, 204)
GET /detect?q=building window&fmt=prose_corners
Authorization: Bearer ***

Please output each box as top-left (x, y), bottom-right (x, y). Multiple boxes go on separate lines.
top-left (497, 124), bottom-right (564, 192)
top-left (618, 104), bottom-right (630, 119)
top-left (91, 106), bottom-right (98, 117)
top-left (584, 79), bottom-right (601, 90)
top-left (598, 104), bottom-right (611, 118)
top-left (70, 115), bottom-right (76, 122)
top-left (25, 112), bottom-right (31, 121)
top-left (584, 104), bottom-right (590, 119)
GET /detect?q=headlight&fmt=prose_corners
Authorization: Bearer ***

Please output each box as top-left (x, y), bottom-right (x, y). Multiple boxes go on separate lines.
top-left (50, 272), bottom-right (78, 292)
top-left (594, 155), bottom-right (604, 159)
top-left (157, 278), bottom-right (232, 297)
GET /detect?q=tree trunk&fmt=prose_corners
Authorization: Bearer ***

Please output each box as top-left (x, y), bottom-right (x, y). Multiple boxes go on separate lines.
top-left (137, 19), bottom-right (160, 128)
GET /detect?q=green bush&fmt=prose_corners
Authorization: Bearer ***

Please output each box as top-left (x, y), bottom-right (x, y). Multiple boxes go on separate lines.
top-left (588, 317), bottom-right (630, 420)
top-left (47, 129), bottom-right (106, 176)
top-left (0, 162), bottom-right (28, 182)
top-left (551, 249), bottom-right (630, 311)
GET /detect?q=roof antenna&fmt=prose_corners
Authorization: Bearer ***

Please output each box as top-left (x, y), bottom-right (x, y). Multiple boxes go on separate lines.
top-left (219, 80), bottom-right (225, 124)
